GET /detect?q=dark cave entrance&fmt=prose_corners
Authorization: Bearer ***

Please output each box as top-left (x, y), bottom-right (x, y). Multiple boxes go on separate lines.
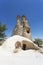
top-left (22, 44), bottom-right (26, 50)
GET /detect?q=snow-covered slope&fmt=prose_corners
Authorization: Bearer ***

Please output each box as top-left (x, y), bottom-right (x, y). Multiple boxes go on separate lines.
top-left (2, 35), bottom-right (40, 52)
top-left (0, 48), bottom-right (43, 65)
top-left (0, 35), bottom-right (43, 65)
top-left (2, 35), bottom-right (33, 52)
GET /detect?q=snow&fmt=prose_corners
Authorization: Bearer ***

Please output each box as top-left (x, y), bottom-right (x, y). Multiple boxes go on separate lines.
top-left (0, 35), bottom-right (43, 65)
top-left (2, 35), bottom-right (40, 52)
top-left (2, 35), bottom-right (34, 52)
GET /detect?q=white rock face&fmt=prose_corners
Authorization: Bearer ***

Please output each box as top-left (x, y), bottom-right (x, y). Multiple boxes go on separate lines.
top-left (0, 35), bottom-right (43, 65)
top-left (2, 35), bottom-right (33, 52)
top-left (2, 35), bottom-right (43, 52)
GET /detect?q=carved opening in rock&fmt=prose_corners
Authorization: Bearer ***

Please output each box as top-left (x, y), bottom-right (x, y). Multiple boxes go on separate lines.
top-left (15, 41), bottom-right (21, 49)
top-left (27, 30), bottom-right (29, 33)
top-left (26, 28), bottom-right (30, 34)
top-left (22, 44), bottom-right (26, 50)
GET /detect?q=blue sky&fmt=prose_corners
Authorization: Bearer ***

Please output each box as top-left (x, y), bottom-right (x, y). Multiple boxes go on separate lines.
top-left (0, 0), bottom-right (43, 39)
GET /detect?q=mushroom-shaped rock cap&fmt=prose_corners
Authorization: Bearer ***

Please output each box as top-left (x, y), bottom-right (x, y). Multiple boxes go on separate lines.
top-left (16, 15), bottom-right (20, 19)
top-left (22, 15), bottom-right (26, 20)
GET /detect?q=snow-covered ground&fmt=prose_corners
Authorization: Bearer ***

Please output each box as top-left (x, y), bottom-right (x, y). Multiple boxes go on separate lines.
top-left (0, 35), bottom-right (43, 65)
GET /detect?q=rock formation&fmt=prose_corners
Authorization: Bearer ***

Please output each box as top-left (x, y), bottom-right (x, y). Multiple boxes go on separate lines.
top-left (12, 15), bottom-right (32, 40)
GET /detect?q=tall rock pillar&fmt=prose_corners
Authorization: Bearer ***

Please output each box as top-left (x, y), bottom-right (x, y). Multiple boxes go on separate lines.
top-left (21, 15), bottom-right (32, 40)
top-left (12, 15), bottom-right (21, 36)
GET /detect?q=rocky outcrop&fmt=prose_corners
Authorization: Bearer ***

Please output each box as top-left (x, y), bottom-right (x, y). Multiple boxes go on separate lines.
top-left (12, 15), bottom-right (32, 40)
top-left (21, 40), bottom-right (40, 50)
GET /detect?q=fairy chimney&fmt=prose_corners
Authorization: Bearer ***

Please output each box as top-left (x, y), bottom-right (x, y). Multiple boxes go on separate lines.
top-left (12, 15), bottom-right (32, 40)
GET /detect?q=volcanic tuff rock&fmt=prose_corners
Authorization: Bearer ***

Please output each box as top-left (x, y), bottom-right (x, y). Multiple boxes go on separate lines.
top-left (12, 15), bottom-right (32, 40)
